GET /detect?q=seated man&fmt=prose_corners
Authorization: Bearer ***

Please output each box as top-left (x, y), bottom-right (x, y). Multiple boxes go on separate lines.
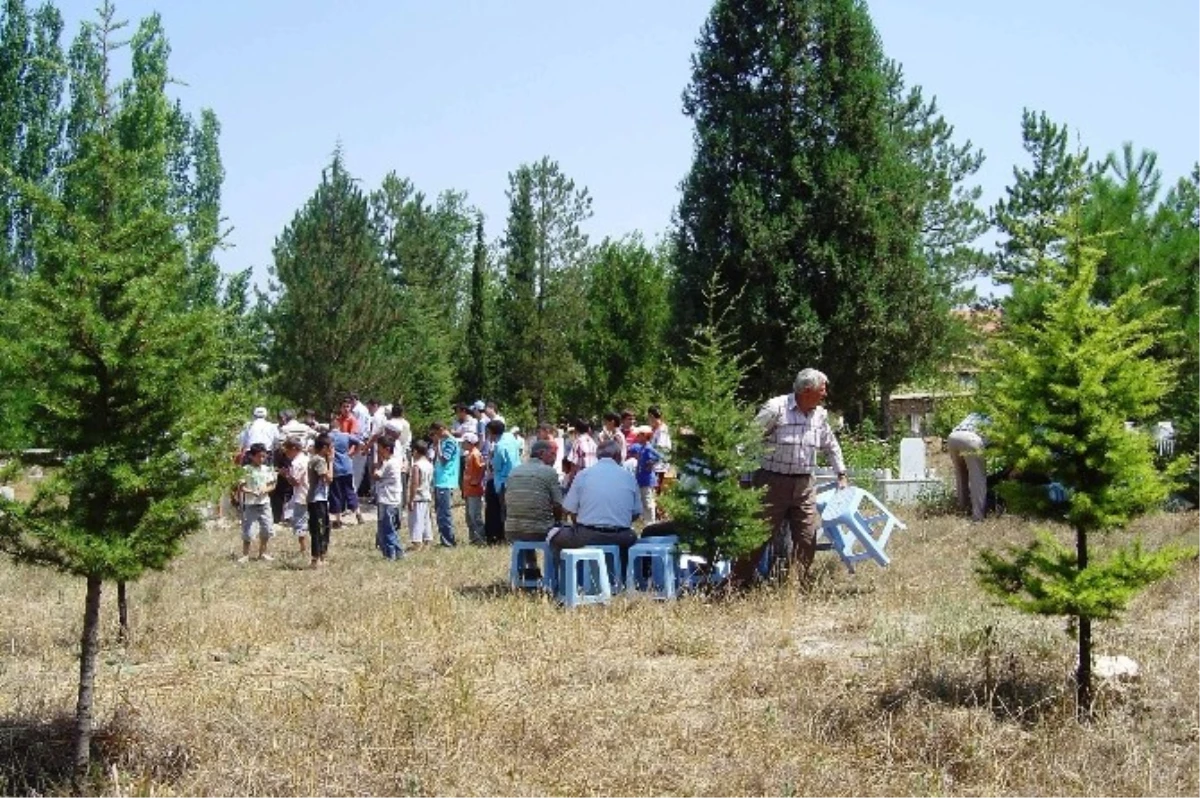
top-left (504, 439), bottom-right (565, 577)
top-left (551, 439), bottom-right (642, 556)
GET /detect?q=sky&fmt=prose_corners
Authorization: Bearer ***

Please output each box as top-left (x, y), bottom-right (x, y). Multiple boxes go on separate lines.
top-left (54, 0), bottom-right (1200, 296)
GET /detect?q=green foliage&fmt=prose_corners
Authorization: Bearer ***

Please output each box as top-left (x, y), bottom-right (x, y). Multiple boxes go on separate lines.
top-left (992, 108), bottom-right (1090, 284)
top-left (569, 234), bottom-right (671, 418)
top-left (370, 172), bottom-right (475, 426)
top-left (659, 280), bottom-right (768, 567)
top-left (0, 0), bottom-right (233, 581)
top-left (673, 0), bottom-right (979, 425)
top-left (266, 150), bottom-right (399, 414)
top-left (977, 207), bottom-right (1190, 715)
top-left (0, 0), bottom-right (65, 285)
top-left (978, 531), bottom-right (1195, 621)
top-left (982, 216), bottom-right (1184, 530)
top-left (495, 157), bottom-right (592, 423)
top-left (459, 214), bottom-right (491, 402)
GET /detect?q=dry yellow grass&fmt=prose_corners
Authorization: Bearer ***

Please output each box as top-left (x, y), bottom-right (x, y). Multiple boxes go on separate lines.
top-left (0, 500), bottom-right (1196, 796)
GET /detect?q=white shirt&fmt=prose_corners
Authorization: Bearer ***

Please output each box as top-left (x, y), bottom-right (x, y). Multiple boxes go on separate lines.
top-left (240, 418), bottom-right (278, 450)
top-left (562, 458), bottom-right (642, 528)
top-left (375, 457), bottom-right (404, 505)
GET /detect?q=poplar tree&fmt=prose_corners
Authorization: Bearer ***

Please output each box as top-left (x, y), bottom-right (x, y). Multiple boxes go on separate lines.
top-left (0, 3), bottom-right (230, 784)
top-left (460, 213), bottom-right (491, 402)
top-left (976, 209), bottom-right (1191, 719)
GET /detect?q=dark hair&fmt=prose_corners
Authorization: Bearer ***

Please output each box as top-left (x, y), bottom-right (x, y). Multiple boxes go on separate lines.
top-left (367, 398), bottom-right (379, 406)
top-left (430, 421), bottom-right (447, 433)
top-left (248, 442), bottom-right (268, 455)
top-left (621, 408), bottom-right (636, 419)
top-left (603, 411), bottom-right (620, 425)
top-left (572, 417), bottom-right (592, 434)
top-left (279, 409), bottom-right (295, 424)
top-left (314, 433), bottom-right (332, 451)
top-left (453, 402), bottom-right (467, 412)
top-left (377, 436), bottom-right (394, 451)
top-left (390, 402), bottom-right (405, 418)
top-left (412, 439), bottom-right (430, 456)
top-left (537, 422), bottom-right (557, 436)
top-left (647, 405), bottom-right (663, 420)
top-left (486, 418), bottom-right (506, 435)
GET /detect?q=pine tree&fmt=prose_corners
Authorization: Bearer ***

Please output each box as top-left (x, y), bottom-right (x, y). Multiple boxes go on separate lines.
top-left (0, 3), bottom-right (231, 782)
top-left (369, 172), bottom-right (474, 427)
top-left (659, 278), bottom-right (768, 572)
top-left (267, 149), bottom-right (398, 414)
top-left (673, 0), bottom-right (944, 425)
top-left (992, 109), bottom-right (1090, 285)
top-left (496, 158), bottom-right (591, 423)
top-left (976, 207), bottom-right (1192, 720)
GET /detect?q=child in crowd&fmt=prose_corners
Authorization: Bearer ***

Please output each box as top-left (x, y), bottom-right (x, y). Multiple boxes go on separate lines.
top-left (633, 426), bottom-right (662, 524)
top-left (461, 432), bottom-right (486, 545)
top-left (281, 439), bottom-right (309, 557)
top-left (237, 442), bottom-right (277, 563)
top-left (307, 433), bottom-right (333, 568)
top-left (374, 437), bottom-right (405, 560)
top-left (408, 439), bottom-right (434, 550)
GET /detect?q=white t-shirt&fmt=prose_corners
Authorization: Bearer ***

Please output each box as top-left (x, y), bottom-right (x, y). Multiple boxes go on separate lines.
top-left (375, 457), bottom-right (404, 505)
top-left (241, 418), bottom-right (278, 450)
top-left (410, 458), bottom-right (433, 503)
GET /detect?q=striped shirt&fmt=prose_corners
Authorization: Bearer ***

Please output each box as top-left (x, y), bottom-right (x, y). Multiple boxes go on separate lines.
top-left (504, 461), bottom-right (564, 537)
top-left (756, 394), bottom-right (846, 476)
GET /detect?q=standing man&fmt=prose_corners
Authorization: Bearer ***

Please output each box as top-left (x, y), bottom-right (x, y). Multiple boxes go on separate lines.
top-left (484, 418), bottom-right (521, 544)
top-left (238, 406), bottom-right (278, 464)
top-left (732, 368), bottom-right (848, 585)
top-left (430, 421), bottom-right (461, 547)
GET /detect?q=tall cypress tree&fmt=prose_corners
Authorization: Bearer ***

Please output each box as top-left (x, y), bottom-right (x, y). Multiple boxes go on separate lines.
top-left (0, 3), bottom-right (231, 782)
top-left (461, 213), bottom-right (490, 402)
top-left (673, 0), bottom-right (933, 424)
top-left (498, 165), bottom-right (538, 413)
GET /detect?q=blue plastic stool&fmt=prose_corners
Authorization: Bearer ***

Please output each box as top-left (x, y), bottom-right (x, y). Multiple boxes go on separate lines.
top-left (509, 540), bottom-right (556, 591)
top-left (556, 548), bottom-right (612, 608)
top-left (815, 486), bottom-right (906, 573)
top-left (625, 541), bottom-right (677, 599)
top-left (586, 543), bottom-right (624, 593)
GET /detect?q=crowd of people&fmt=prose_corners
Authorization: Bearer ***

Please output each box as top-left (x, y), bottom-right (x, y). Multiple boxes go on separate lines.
top-left (232, 368), bottom-right (851, 584)
top-left (230, 395), bottom-right (678, 571)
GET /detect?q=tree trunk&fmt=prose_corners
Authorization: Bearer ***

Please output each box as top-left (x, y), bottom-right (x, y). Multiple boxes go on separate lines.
top-left (878, 387), bottom-right (893, 439)
top-left (1075, 526), bottom-right (1094, 721)
top-left (72, 575), bottom-right (103, 792)
top-left (117, 580), bottom-right (128, 644)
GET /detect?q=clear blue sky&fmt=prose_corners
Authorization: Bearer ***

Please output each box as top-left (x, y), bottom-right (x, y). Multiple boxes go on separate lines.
top-left (58, 1), bottom-right (1200, 295)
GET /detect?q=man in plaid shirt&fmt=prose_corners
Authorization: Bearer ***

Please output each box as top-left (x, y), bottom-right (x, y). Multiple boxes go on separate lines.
top-left (733, 368), bottom-right (849, 585)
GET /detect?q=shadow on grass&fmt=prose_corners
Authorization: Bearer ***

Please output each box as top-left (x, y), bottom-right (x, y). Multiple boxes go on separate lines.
top-left (877, 667), bottom-right (1066, 726)
top-left (455, 580), bottom-right (523, 601)
top-left (0, 711), bottom-right (192, 796)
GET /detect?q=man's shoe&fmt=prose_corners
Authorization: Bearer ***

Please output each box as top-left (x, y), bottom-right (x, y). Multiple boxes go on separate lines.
top-left (259, 554), bottom-right (275, 562)
top-left (236, 555), bottom-right (250, 564)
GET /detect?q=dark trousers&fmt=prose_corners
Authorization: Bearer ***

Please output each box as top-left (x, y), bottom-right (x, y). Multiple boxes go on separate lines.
top-left (330, 474), bottom-right (359, 515)
top-left (484, 479), bottom-right (505, 544)
top-left (308, 501), bottom-right (330, 558)
top-left (270, 454), bottom-right (292, 523)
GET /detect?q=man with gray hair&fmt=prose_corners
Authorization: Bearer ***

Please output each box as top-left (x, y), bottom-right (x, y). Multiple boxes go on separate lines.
top-left (732, 367), bottom-right (848, 585)
top-left (551, 438), bottom-right (642, 557)
top-left (504, 438), bottom-right (565, 578)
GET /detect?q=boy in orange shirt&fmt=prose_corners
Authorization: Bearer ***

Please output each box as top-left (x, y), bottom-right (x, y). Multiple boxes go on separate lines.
top-left (461, 432), bottom-right (486, 545)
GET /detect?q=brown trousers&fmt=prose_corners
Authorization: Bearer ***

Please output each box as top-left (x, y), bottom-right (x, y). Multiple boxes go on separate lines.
top-left (732, 470), bottom-right (818, 584)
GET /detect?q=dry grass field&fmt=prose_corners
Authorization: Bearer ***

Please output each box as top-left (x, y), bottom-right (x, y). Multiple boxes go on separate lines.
top-left (0, 496), bottom-right (1196, 796)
